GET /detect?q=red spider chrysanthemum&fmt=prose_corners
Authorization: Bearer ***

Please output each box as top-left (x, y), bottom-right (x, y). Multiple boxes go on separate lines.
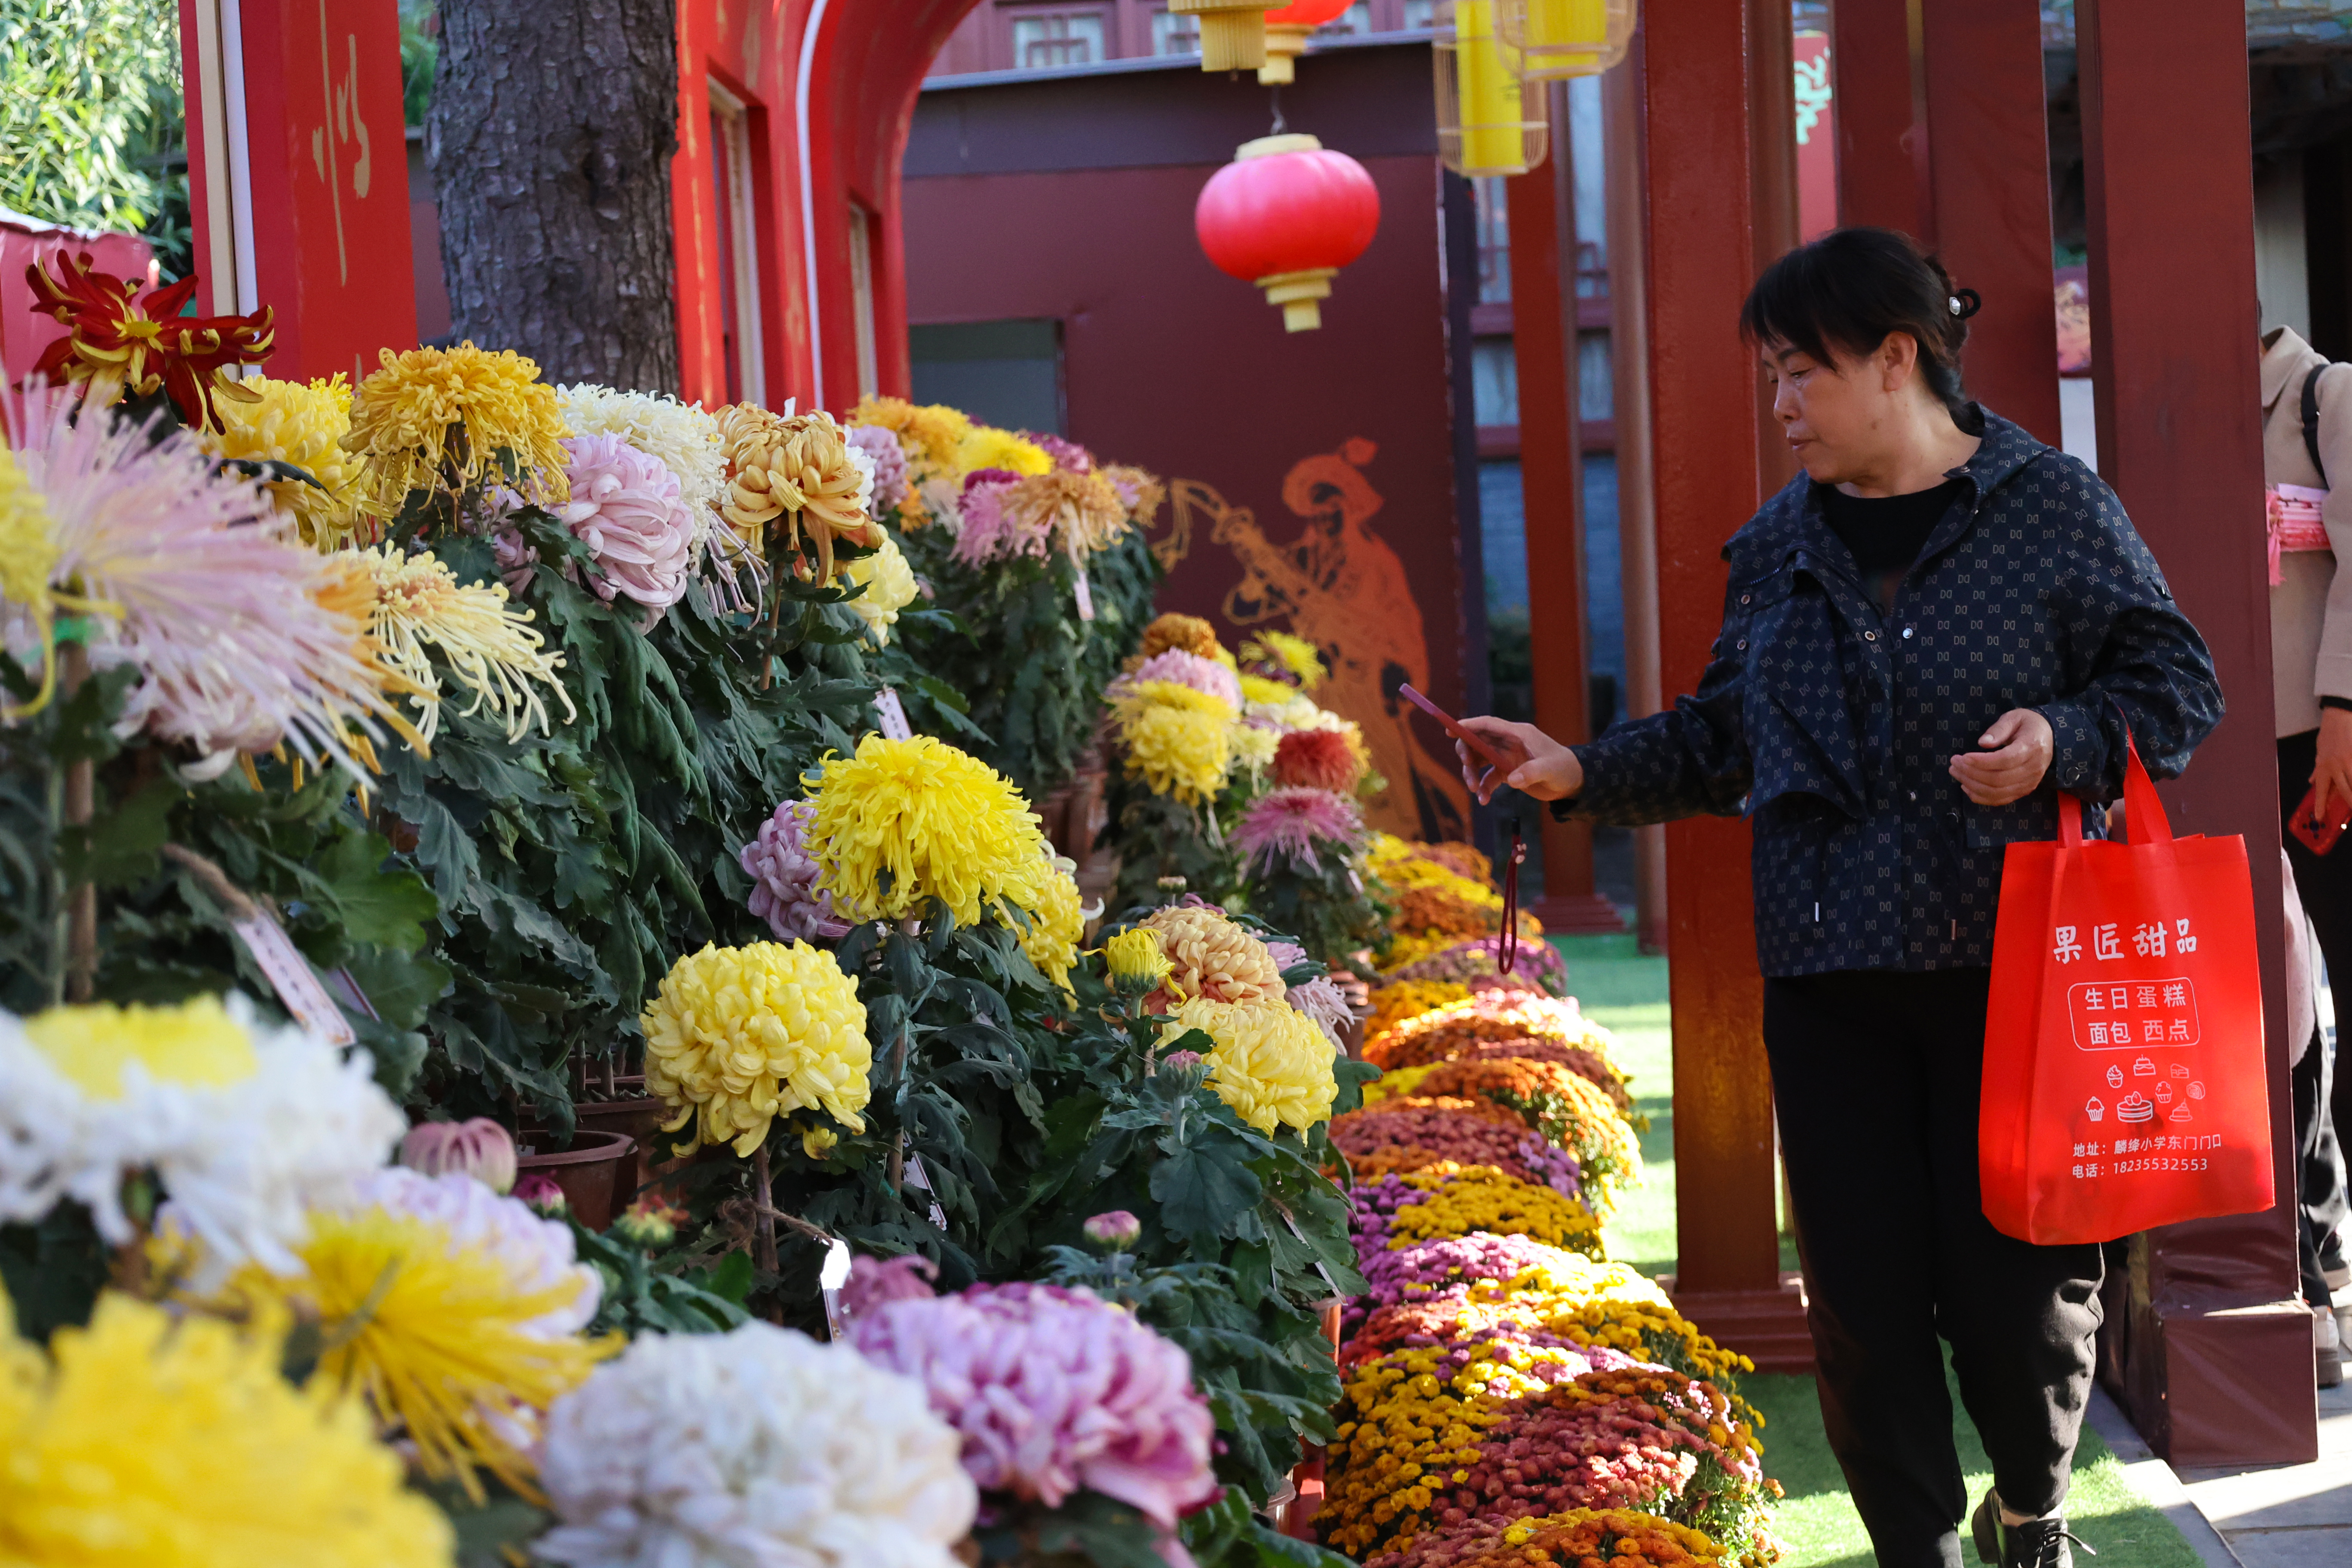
top-left (24, 253), bottom-right (273, 431)
top-left (1273, 725), bottom-right (1363, 792)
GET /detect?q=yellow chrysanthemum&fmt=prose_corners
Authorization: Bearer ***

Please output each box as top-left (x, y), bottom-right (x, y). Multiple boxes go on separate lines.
top-left (208, 372), bottom-right (362, 547)
top-left (1001, 469), bottom-right (1127, 557)
top-left (1237, 673), bottom-right (1296, 707)
top-left (343, 342), bottom-right (570, 521)
top-left (1018, 854), bottom-right (1087, 997)
top-left (643, 940), bottom-right (873, 1158)
top-left (1162, 996), bottom-right (1336, 1133)
top-left (0, 1289), bottom-right (455, 1567)
top-left (850, 395), bottom-right (970, 472)
top-left (718, 404), bottom-right (881, 578)
top-left (1242, 630), bottom-right (1328, 690)
top-left (21, 994), bottom-right (258, 1099)
top-left (1230, 720), bottom-right (1277, 771)
top-left (0, 445), bottom-right (61, 718)
top-left (803, 734), bottom-right (1050, 925)
top-left (1103, 927), bottom-right (1173, 992)
top-left (1113, 680), bottom-right (1234, 805)
top-left (845, 532), bottom-right (919, 645)
top-left (218, 1207), bottom-right (613, 1502)
top-left (349, 546), bottom-right (575, 744)
top-left (1140, 613), bottom-right (1223, 662)
top-left (953, 423), bottom-right (1053, 478)
top-left (1142, 904), bottom-right (1284, 1006)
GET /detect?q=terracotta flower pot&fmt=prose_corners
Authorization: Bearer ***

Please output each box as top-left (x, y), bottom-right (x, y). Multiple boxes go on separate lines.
top-left (514, 1129), bottom-right (636, 1231)
top-left (572, 1094), bottom-right (668, 1207)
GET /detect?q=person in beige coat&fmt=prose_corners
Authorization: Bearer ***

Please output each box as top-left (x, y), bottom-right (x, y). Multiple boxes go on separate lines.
top-left (2259, 324), bottom-right (2352, 1376)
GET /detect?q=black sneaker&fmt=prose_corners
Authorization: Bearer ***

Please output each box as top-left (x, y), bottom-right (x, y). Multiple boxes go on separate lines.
top-left (1971, 1490), bottom-right (2095, 1568)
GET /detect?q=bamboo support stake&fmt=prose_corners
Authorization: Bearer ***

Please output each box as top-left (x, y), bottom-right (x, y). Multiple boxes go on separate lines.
top-left (59, 642), bottom-right (95, 1002)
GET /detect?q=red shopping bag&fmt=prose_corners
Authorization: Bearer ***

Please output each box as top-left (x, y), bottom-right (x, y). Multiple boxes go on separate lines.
top-left (1981, 735), bottom-right (2274, 1245)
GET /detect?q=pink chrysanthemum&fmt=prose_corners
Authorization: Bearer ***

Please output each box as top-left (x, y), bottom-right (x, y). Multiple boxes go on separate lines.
top-left (848, 423), bottom-right (912, 510)
top-left (9, 389), bottom-right (393, 777)
top-left (1267, 940), bottom-right (1353, 1049)
top-left (1131, 649), bottom-right (1241, 708)
top-left (846, 1277), bottom-right (1220, 1534)
top-left (554, 433), bottom-right (695, 614)
top-left (1231, 786), bottom-right (1364, 874)
top-left (739, 799), bottom-right (852, 943)
top-left (1031, 433), bottom-right (1094, 474)
top-left (951, 469), bottom-right (1044, 567)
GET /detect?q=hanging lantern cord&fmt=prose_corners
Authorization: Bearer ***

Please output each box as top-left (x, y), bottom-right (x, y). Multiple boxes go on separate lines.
top-left (1268, 84), bottom-right (1286, 135)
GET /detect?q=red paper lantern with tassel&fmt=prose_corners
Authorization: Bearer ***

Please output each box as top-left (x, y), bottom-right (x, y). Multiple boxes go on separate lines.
top-left (1194, 134), bottom-right (1381, 333)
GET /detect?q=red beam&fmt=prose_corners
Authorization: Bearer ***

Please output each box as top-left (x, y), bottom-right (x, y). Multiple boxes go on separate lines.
top-left (2078, 0), bottom-right (2312, 1466)
top-left (1642, 0), bottom-right (1781, 1301)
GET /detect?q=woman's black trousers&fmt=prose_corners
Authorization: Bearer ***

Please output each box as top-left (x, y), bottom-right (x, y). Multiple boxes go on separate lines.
top-left (1765, 968), bottom-right (2105, 1568)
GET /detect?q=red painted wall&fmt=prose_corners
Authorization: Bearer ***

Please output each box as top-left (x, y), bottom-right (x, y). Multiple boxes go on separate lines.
top-left (900, 48), bottom-right (1480, 839)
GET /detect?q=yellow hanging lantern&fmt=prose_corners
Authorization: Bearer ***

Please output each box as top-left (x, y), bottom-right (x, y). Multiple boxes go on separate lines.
top-left (1170, 0), bottom-right (1268, 70)
top-left (1495, 0), bottom-right (1636, 81)
top-left (1433, 0), bottom-right (1549, 178)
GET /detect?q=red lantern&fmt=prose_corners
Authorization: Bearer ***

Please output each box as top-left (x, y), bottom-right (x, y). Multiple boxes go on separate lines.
top-left (1259, 0), bottom-right (1354, 84)
top-left (1194, 134), bottom-right (1381, 333)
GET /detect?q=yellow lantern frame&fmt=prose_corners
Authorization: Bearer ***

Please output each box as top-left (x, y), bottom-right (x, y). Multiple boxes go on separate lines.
top-left (1169, 0), bottom-right (1268, 70)
top-left (1494, 0), bottom-right (1636, 82)
top-left (1433, 0), bottom-right (1549, 178)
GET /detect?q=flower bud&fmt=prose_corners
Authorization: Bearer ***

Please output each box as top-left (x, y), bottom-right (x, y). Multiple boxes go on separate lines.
top-left (612, 1196), bottom-right (681, 1249)
top-left (1103, 928), bottom-right (1173, 995)
top-left (1082, 1210), bottom-right (1141, 1250)
top-left (514, 1171), bottom-right (568, 1214)
top-left (398, 1117), bottom-right (519, 1194)
top-left (1159, 1049), bottom-right (1205, 1072)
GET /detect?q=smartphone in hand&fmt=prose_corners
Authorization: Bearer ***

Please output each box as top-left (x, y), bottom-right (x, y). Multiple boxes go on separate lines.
top-left (2292, 782), bottom-right (2345, 856)
top-left (1397, 683), bottom-right (1509, 771)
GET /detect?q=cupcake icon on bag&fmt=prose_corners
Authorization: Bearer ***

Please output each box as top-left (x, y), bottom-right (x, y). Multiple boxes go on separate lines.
top-left (2086, 1097), bottom-right (2106, 1123)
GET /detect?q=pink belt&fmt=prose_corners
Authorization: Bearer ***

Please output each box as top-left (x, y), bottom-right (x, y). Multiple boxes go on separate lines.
top-left (2269, 483), bottom-right (2330, 585)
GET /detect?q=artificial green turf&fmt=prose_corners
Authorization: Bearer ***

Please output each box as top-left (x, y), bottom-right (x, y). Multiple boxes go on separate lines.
top-left (1550, 934), bottom-right (2205, 1568)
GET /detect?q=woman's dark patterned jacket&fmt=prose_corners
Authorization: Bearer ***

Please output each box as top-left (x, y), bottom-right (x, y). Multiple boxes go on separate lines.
top-left (1559, 407), bottom-right (2223, 976)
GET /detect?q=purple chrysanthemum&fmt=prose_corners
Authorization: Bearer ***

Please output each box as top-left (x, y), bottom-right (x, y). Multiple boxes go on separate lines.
top-left (845, 1276), bottom-right (1221, 1534)
top-left (951, 468), bottom-right (1047, 567)
top-left (739, 799), bottom-right (852, 942)
top-left (1231, 787), bottom-right (1365, 874)
top-left (848, 423), bottom-right (911, 511)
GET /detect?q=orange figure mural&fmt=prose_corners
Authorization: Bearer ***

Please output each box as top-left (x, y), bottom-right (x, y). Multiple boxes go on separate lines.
top-left (1162, 439), bottom-right (1470, 840)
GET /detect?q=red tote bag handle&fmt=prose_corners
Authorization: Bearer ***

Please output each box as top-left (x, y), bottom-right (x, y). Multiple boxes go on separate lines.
top-left (2057, 727), bottom-right (2172, 849)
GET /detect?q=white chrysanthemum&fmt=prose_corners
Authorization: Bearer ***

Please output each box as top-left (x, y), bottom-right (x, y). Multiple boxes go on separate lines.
top-left (537, 1321), bottom-right (977, 1568)
top-left (555, 385), bottom-right (726, 538)
top-left (1231, 721), bottom-right (1277, 771)
top-left (845, 533), bottom-right (919, 646)
top-left (344, 1167), bottom-right (603, 1335)
top-left (845, 438), bottom-right (879, 518)
top-left (0, 992), bottom-right (404, 1276)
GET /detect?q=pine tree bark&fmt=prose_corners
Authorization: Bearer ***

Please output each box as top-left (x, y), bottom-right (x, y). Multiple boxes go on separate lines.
top-left (429, 0), bottom-right (681, 392)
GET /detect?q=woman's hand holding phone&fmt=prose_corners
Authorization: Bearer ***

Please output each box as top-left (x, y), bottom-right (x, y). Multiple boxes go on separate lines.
top-left (1454, 718), bottom-right (1582, 805)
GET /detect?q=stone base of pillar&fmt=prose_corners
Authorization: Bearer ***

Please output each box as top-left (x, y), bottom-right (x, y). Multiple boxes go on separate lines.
top-left (2119, 1293), bottom-right (2316, 1467)
top-left (1529, 892), bottom-right (1626, 935)
top-left (1657, 1270), bottom-right (1816, 1374)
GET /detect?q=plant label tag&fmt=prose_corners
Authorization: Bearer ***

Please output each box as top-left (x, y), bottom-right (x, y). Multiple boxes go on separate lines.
top-left (874, 687), bottom-right (913, 740)
top-left (230, 915), bottom-right (356, 1046)
top-left (902, 1152), bottom-right (950, 1230)
top-left (1073, 570), bottom-right (1095, 622)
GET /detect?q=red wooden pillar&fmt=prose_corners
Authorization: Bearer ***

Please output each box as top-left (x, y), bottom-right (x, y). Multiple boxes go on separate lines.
top-left (2078, 0), bottom-right (2316, 1466)
top-left (1829, 0), bottom-right (2060, 444)
top-left (179, 0), bottom-right (418, 377)
top-left (1510, 90), bottom-right (1622, 934)
top-left (1642, 0), bottom-right (1810, 1368)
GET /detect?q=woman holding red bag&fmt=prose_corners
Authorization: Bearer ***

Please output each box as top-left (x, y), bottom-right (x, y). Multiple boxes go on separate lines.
top-left (1456, 228), bottom-right (2223, 1568)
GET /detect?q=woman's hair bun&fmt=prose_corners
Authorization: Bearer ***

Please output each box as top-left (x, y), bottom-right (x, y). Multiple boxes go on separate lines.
top-left (1949, 288), bottom-right (1983, 320)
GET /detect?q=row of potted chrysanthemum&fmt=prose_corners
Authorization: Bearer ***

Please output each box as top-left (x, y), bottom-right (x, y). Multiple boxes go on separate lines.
top-left (1308, 867), bottom-right (1785, 1568)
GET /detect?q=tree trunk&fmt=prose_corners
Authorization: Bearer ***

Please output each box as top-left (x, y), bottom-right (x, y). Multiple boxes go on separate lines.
top-left (429, 0), bottom-right (681, 392)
